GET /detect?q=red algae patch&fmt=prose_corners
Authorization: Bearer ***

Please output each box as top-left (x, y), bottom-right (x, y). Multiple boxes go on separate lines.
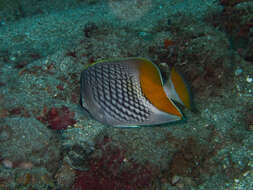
top-left (37, 106), bottom-right (76, 130)
top-left (74, 136), bottom-right (155, 190)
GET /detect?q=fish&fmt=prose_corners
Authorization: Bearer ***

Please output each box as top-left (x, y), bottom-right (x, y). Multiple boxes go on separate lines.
top-left (80, 57), bottom-right (192, 127)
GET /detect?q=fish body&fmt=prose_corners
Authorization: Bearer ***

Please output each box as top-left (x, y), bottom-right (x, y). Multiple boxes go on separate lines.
top-left (80, 57), bottom-right (191, 127)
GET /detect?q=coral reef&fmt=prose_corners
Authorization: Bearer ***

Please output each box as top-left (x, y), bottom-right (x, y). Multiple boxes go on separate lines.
top-left (37, 106), bottom-right (76, 130)
top-left (220, 0), bottom-right (248, 7)
top-left (74, 136), bottom-right (155, 190)
top-left (168, 137), bottom-right (220, 185)
top-left (0, 0), bottom-right (252, 189)
top-left (207, 1), bottom-right (253, 62)
top-left (0, 0), bottom-right (24, 22)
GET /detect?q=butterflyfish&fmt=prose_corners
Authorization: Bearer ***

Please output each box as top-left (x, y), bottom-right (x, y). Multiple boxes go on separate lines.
top-left (80, 57), bottom-right (192, 127)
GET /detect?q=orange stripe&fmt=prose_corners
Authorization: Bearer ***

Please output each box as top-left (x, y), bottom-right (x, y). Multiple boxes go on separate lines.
top-left (171, 67), bottom-right (191, 109)
top-left (138, 59), bottom-right (182, 117)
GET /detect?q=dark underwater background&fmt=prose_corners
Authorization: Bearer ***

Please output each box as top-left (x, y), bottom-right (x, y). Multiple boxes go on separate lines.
top-left (0, 0), bottom-right (252, 189)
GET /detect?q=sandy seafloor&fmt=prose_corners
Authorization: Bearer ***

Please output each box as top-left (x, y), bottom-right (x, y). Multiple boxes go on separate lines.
top-left (0, 0), bottom-right (253, 189)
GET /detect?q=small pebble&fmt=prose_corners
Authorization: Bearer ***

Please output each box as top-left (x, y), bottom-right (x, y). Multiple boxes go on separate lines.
top-left (171, 175), bottom-right (180, 184)
top-left (2, 159), bottom-right (13, 168)
top-left (243, 171), bottom-right (249, 177)
top-left (10, 56), bottom-right (16, 61)
top-left (246, 76), bottom-right (252, 83)
top-left (176, 183), bottom-right (184, 189)
top-left (18, 162), bottom-right (34, 169)
top-left (234, 68), bottom-right (242, 76)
